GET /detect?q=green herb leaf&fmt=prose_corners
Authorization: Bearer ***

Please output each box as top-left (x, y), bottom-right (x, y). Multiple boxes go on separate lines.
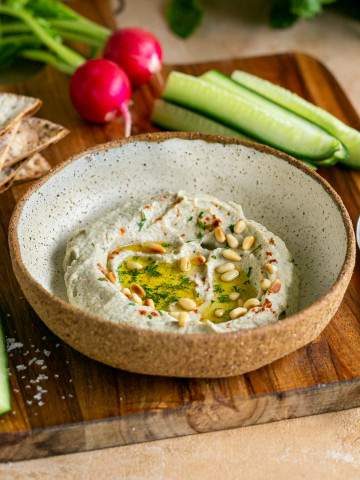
top-left (218, 294), bottom-right (230, 303)
top-left (229, 224), bottom-right (235, 233)
top-left (137, 211), bottom-right (146, 231)
top-left (166, 0), bottom-right (203, 38)
top-left (144, 261), bottom-right (161, 277)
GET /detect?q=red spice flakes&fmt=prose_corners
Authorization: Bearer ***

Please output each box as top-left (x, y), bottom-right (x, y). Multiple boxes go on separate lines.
top-left (143, 204), bottom-right (151, 209)
top-left (119, 227), bottom-right (126, 236)
top-left (138, 309), bottom-right (147, 315)
top-left (201, 214), bottom-right (221, 231)
top-left (97, 263), bottom-right (107, 276)
top-left (268, 258), bottom-right (278, 264)
top-left (265, 251), bottom-right (272, 257)
top-left (213, 218), bottom-right (221, 228)
top-left (151, 311), bottom-right (159, 317)
top-left (269, 279), bottom-right (281, 294)
top-left (269, 238), bottom-right (275, 245)
top-left (262, 298), bottom-right (273, 310)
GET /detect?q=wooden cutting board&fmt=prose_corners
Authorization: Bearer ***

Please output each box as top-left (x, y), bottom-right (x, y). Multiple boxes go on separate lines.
top-left (1, 5), bottom-right (360, 464)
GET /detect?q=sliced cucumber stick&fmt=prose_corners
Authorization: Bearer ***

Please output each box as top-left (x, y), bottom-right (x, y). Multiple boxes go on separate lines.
top-left (231, 70), bottom-right (360, 168)
top-left (163, 71), bottom-right (345, 162)
top-left (0, 321), bottom-right (10, 416)
top-left (152, 99), bottom-right (251, 140)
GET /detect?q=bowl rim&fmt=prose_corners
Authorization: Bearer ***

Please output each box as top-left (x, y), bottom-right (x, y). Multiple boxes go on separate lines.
top-left (8, 131), bottom-right (356, 341)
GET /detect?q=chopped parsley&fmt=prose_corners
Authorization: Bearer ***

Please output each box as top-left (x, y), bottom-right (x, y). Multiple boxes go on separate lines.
top-left (218, 294), bottom-right (230, 303)
top-left (144, 261), bottom-right (161, 277)
top-left (250, 245), bottom-right (261, 256)
top-left (137, 211), bottom-right (146, 231)
top-left (229, 224), bottom-right (235, 233)
top-left (187, 216), bottom-right (193, 222)
top-left (179, 275), bottom-right (191, 287)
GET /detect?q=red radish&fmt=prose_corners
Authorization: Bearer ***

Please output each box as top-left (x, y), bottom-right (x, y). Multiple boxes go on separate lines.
top-left (70, 59), bottom-right (132, 136)
top-left (104, 28), bottom-right (163, 88)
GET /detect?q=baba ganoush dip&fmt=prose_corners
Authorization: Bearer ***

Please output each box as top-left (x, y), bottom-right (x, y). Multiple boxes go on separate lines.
top-left (64, 192), bottom-right (298, 333)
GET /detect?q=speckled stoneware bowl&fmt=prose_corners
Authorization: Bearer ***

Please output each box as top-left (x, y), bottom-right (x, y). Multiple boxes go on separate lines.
top-left (9, 133), bottom-right (355, 378)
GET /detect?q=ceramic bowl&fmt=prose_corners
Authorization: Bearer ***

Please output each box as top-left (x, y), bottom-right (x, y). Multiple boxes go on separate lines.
top-left (9, 133), bottom-right (355, 378)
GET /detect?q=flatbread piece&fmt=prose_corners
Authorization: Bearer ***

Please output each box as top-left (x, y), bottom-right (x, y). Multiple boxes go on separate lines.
top-left (14, 153), bottom-right (51, 183)
top-left (4, 117), bottom-right (68, 168)
top-left (0, 93), bottom-right (42, 137)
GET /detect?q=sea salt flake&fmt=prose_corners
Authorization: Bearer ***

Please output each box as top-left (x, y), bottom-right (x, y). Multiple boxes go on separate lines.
top-left (6, 338), bottom-right (23, 352)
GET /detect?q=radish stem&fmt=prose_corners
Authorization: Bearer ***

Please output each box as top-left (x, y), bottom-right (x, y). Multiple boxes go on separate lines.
top-left (0, 5), bottom-right (85, 68)
top-left (120, 103), bottom-right (132, 137)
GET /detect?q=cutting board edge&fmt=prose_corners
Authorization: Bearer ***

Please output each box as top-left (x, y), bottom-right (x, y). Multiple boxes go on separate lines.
top-left (1, 376), bottom-right (360, 462)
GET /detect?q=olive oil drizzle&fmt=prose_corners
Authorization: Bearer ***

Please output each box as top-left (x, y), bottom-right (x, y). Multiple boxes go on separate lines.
top-left (116, 244), bottom-right (257, 323)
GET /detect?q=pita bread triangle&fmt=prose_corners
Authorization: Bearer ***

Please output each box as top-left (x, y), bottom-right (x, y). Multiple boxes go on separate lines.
top-left (0, 93), bottom-right (41, 137)
top-left (3, 117), bottom-right (68, 168)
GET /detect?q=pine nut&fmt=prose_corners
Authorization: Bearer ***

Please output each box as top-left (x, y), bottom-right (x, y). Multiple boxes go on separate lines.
top-left (221, 269), bottom-right (239, 282)
top-left (243, 298), bottom-right (261, 309)
top-left (178, 297), bottom-right (197, 311)
top-left (144, 298), bottom-right (155, 308)
top-left (229, 292), bottom-right (240, 301)
top-left (234, 220), bottom-right (246, 234)
top-left (143, 242), bottom-right (166, 254)
top-left (265, 263), bottom-right (277, 274)
top-left (229, 307), bottom-right (247, 319)
top-left (214, 308), bottom-right (225, 318)
top-left (168, 303), bottom-right (178, 312)
top-left (216, 262), bottom-right (235, 274)
top-left (222, 249), bottom-right (241, 262)
top-left (131, 283), bottom-right (145, 297)
top-left (261, 278), bottom-right (272, 290)
top-left (122, 287), bottom-right (132, 299)
top-left (242, 235), bottom-right (255, 250)
top-left (214, 226), bottom-right (226, 243)
top-left (126, 260), bottom-right (143, 270)
top-left (107, 271), bottom-right (116, 283)
top-left (269, 279), bottom-right (281, 293)
top-left (132, 293), bottom-right (143, 305)
top-left (178, 311), bottom-right (188, 327)
top-left (193, 255), bottom-right (207, 265)
top-left (226, 233), bottom-right (239, 249)
top-left (179, 256), bottom-right (191, 272)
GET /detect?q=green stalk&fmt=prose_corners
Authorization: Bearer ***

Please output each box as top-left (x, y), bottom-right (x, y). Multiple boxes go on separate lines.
top-left (0, 5), bottom-right (84, 68)
top-left (43, 2), bottom-right (111, 39)
top-left (59, 30), bottom-right (105, 48)
top-left (0, 21), bottom-right (105, 48)
top-left (49, 19), bottom-right (110, 42)
top-left (0, 21), bottom-right (29, 34)
top-left (20, 49), bottom-right (76, 75)
top-left (0, 34), bottom-right (40, 46)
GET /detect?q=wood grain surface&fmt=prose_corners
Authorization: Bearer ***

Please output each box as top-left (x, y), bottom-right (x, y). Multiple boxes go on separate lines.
top-left (0, 1), bottom-right (360, 463)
